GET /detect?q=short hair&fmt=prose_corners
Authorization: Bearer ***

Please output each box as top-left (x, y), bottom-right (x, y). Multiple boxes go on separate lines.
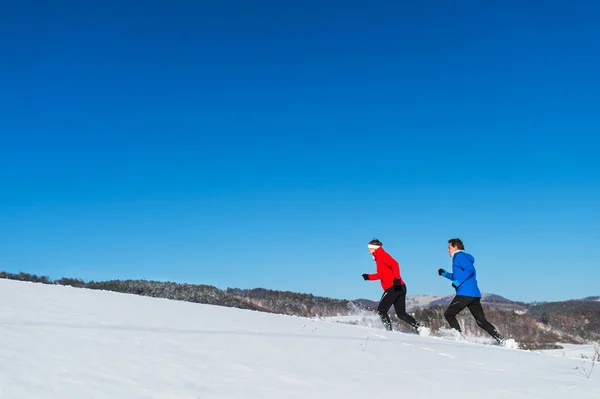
top-left (448, 238), bottom-right (464, 250)
top-left (369, 238), bottom-right (382, 246)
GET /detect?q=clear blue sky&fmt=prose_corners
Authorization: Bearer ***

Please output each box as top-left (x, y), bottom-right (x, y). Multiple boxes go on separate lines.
top-left (1, 1), bottom-right (599, 303)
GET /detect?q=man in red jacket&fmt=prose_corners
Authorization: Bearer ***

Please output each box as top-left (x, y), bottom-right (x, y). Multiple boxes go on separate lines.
top-left (362, 239), bottom-right (427, 334)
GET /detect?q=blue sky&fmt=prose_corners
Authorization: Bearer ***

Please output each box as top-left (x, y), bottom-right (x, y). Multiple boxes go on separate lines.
top-left (1, 0), bottom-right (599, 303)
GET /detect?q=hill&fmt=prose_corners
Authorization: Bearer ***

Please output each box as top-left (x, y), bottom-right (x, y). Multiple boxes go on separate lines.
top-left (583, 296), bottom-right (600, 301)
top-left (527, 300), bottom-right (600, 341)
top-left (1, 278), bottom-right (599, 398)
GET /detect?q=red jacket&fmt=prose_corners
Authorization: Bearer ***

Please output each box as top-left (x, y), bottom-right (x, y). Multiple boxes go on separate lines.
top-left (366, 247), bottom-right (405, 291)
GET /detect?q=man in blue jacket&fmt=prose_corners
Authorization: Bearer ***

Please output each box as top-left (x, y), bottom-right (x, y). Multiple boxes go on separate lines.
top-left (438, 238), bottom-right (505, 344)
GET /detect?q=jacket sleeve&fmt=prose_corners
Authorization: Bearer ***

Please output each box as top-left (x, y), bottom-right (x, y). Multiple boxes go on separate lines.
top-left (366, 273), bottom-right (380, 280)
top-left (442, 271), bottom-right (454, 280)
top-left (385, 253), bottom-right (401, 279)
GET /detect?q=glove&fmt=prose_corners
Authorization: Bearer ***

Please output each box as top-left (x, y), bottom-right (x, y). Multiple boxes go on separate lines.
top-left (452, 280), bottom-right (460, 288)
top-left (438, 268), bottom-right (445, 276)
top-left (393, 278), bottom-right (402, 286)
top-left (362, 273), bottom-right (369, 281)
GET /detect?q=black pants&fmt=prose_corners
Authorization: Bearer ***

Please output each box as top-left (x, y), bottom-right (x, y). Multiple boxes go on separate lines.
top-left (377, 285), bottom-right (420, 331)
top-left (444, 296), bottom-right (504, 341)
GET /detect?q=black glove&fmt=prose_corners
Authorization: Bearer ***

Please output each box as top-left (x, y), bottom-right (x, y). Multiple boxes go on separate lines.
top-left (393, 278), bottom-right (402, 286)
top-left (362, 273), bottom-right (369, 281)
top-left (438, 268), bottom-right (445, 276)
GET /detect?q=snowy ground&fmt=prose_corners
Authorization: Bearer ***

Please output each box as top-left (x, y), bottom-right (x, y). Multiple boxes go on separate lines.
top-left (543, 344), bottom-right (600, 362)
top-left (0, 279), bottom-right (598, 398)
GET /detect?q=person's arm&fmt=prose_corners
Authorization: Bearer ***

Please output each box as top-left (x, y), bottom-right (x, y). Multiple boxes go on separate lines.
top-left (385, 253), bottom-right (404, 285)
top-left (384, 252), bottom-right (400, 279)
top-left (362, 272), bottom-right (379, 280)
top-left (439, 268), bottom-right (454, 280)
top-left (450, 257), bottom-right (474, 288)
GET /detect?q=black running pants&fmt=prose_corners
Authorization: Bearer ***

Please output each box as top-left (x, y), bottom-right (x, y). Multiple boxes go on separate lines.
top-left (377, 285), bottom-right (419, 331)
top-left (444, 295), bottom-right (502, 340)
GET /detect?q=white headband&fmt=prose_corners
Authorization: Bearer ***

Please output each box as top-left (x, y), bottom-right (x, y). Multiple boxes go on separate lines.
top-left (368, 244), bottom-right (381, 249)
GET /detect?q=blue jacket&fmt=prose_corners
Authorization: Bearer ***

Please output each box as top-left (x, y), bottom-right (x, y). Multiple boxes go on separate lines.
top-left (442, 251), bottom-right (481, 297)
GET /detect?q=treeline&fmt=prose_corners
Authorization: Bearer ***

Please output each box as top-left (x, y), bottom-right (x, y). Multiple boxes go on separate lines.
top-left (0, 271), bottom-right (72, 286)
top-left (226, 287), bottom-right (353, 317)
top-left (528, 300), bottom-right (600, 316)
top-left (527, 300), bottom-right (600, 342)
top-left (538, 310), bottom-right (600, 341)
top-left (0, 271), bottom-right (350, 316)
top-left (0, 271), bottom-right (265, 311)
top-left (86, 279), bottom-right (271, 311)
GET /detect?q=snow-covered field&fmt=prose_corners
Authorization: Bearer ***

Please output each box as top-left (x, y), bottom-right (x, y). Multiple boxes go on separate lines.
top-left (544, 344), bottom-right (600, 362)
top-left (0, 279), bottom-right (598, 398)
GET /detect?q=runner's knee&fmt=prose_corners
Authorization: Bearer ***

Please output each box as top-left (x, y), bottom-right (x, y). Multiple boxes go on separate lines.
top-left (444, 309), bottom-right (456, 319)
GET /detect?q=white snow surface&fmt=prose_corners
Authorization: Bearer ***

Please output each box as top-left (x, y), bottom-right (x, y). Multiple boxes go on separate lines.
top-left (544, 344), bottom-right (600, 361)
top-left (1, 279), bottom-right (599, 398)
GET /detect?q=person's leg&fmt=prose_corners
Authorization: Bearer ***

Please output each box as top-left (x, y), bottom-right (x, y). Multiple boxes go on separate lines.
top-left (377, 288), bottom-right (398, 331)
top-left (467, 298), bottom-right (505, 342)
top-left (444, 296), bottom-right (472, 332)
top-left (392, 284), bottom-right (420, 329)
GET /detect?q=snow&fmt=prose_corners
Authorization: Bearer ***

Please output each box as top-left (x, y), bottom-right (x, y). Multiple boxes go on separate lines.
top-left (1, 279), bottom-right (599, 398)
top-left (543, 344), bottom-right (600, 361)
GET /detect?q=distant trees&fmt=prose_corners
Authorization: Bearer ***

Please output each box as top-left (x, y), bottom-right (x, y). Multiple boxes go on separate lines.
top-left (56, 278), bottom-right (86, 288)
top-left (83, 279), bottom-right (265, 311)
top-left (0, 271), bottom-right (262, 311)
top-left (529, 300), bottom-right (600, 315)
top-left (225, 288), bottom-right (352, 317)
top-left (0, 271), bottom-right (52, 284)
top-left (536, 311), bottom-right (600, 341)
